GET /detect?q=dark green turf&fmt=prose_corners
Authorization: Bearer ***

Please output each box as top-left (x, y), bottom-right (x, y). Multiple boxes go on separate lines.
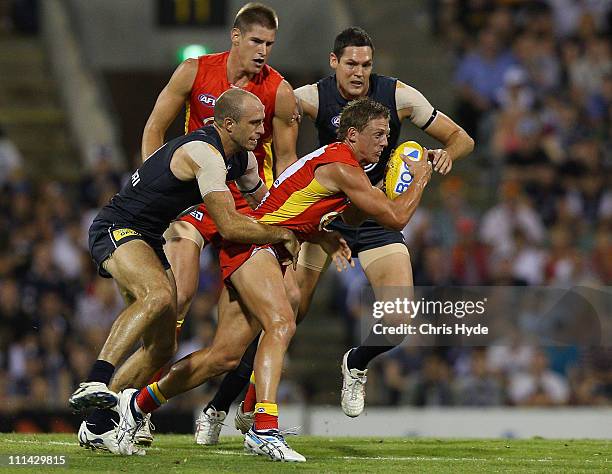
top-left (0, 434), bottom-right (609, 473)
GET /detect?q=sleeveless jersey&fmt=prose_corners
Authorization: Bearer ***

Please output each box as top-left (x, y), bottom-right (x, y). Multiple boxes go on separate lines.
top-left (252, 142), bottom-right (359, 240)
top-left (97, 125), bottom-right (249, 238)
top-left (186, 52), bottom-right (284, 206)
top-left (315, 73), bottom-right (401, 185)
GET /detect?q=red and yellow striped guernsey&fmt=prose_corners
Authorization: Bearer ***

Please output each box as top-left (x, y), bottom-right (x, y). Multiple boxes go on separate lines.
top-left (251, 142), bottom-right (360, 240)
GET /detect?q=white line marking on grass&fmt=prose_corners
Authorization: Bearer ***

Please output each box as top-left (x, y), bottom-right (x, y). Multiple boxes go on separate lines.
top-left (206, 450), bottom-right (610, 464)
top-left (209, 449), bottom-right (251, 456)
top-left (1, 439), bottom-right (76, 447)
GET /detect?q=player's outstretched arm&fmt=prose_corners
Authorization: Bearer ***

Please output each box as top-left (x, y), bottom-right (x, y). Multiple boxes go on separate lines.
top-left (205, 191), bottom-right (301, 268)
top-left (318, 158), bottom-right (432, 231)
top-left (203, 191), bottom-right (298, 251)
top-left (272, 80), bottom-right (300, 176)
top-left (421, 111), bottom-right (474, 175)
top-left (141, 59), bottom-right (198, 161)
top-left (172, 141), bottom-right (300, 263)
top-left (396, 80), bottom-right (474, 175)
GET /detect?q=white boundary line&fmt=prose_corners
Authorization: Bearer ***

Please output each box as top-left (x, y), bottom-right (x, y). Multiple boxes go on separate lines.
top-left (1, 440), bottom-right (609, 464)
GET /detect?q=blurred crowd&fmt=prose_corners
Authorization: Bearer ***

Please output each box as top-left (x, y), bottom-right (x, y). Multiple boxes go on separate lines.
top-left (0, 0), bottom-right (610, 412)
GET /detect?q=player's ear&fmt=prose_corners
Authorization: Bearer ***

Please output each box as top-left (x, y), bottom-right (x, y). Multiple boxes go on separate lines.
top-left (347, 126), bottom-right (358, 143)
top-left (224, 117), bottom-right (235, 132)
top-left (231, 28), bottom-right (241, 47)
top-left (330, 53), bottom-right (338, 70)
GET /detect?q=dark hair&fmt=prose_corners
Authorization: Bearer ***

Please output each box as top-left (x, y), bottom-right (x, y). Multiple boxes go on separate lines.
top-left (337, 98), bottom-right (389, 141)
top-left (233, 2), bottom-right (278, 32)
top-left (214, 88), bottom-right (259, 124)
top-left (333, 27), bottom-right (374, 59)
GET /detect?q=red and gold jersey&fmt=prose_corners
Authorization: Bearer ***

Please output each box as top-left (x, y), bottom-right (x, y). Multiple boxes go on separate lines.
top-left (219, 142), bottom-right (360, 282)
top-left (252, 142), bottom-right (359, 240)
top-left (186, 51), bottom-right (284, 194)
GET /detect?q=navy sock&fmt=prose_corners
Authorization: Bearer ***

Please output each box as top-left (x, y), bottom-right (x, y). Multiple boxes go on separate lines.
top-left (347, 345), bottom-right (394, 371)
top-left (207, 333), bottom-right (259, 413)
top-left (130, 392), bottom-right (144, 421)
top-left (86, 359), bottom-right (115, 385)
top-left (85, 409), bottom-right (119, 434)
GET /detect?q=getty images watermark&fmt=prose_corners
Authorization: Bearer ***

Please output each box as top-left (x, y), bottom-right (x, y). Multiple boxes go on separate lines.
top-left (372, 296), bottom-right (489, 337)
top-left (358, 286), bottom-right (612, 347)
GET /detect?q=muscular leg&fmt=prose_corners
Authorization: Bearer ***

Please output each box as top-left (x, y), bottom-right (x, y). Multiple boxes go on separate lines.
top-left (201, 250), bottom-right (304, 413)
top-left (347, 245), bottom-right (414, 370)
top-left (203, 286), bottom-right (260, 413)
top-left (110, 269), bottom-right (178, 391)
top-left (98, 240), bottom-right (177, 369)
top-left (111, 223), bottom-right (204, 393)
top-left (163, 224), bottom-right (203, 322)
top-left (157, 287), bottom-right (260, 398)
top-left (229, 251), bottom-right (296, 403)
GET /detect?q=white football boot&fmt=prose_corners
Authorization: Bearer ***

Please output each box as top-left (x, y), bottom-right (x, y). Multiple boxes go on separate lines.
top-left (234, 401), bottom-right (254, 434)
top-left (77, 420), bottom-right (119, 453)
top-left (134, 413), bottom-right (155, 447)
top-left (69, 382), bottom-right (118, 411)
top-left (340, 349), bottom-right (368, 417)
top-left (194, 406), bottom-right (226, 445)
top-left (244, 428), bottom-right (306, 462)
top-left (116, 389), bottom-right (146, 456)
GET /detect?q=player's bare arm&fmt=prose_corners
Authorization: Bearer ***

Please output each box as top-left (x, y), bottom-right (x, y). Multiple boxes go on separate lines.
top-left (316, 158), bottom-right (432, 231)
top-left (203, 191), bottom-right (296, 250)
top-left (171, 141), bottom-right (300, 260)
top-left (272, 80), bottom-right (299, 176)
top-left (294, 84), bottom-right (318, 122)
top-left (142, 59), bottom-right (198, 160)
top-left (395, 80), bottom-right (474, 175)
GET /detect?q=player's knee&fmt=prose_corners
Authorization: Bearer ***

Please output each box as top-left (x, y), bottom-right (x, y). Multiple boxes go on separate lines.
top-left (267, 316), bottom-right (296, 344)
top-left (143, 286), bottom-right (174, 317)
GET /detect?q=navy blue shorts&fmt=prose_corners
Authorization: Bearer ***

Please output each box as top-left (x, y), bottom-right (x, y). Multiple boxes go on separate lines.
top-left (327, 218), bottom-right (406, 257)
top-left (88, 219), bottom-right (170, 278)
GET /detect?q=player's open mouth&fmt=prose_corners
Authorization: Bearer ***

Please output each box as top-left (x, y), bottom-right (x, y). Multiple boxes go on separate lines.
top-left (253, 58), bottom-right (265, 66)
top-left (350, 81), bottom-right (363, 88)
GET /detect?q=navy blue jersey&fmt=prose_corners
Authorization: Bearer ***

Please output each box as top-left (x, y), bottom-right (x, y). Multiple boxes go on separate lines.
top-left (96, 125), bottom-right (248, 238)
top-left (315, 74), bottom-right (401, 185)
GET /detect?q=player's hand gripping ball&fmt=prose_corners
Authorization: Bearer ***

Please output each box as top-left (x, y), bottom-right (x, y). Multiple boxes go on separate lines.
top-left (383, 141), bottom-right (425, 199)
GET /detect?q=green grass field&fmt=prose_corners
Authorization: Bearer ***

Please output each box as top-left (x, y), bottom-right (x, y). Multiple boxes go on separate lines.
top-left (0, 434), bottom-right (609, 473)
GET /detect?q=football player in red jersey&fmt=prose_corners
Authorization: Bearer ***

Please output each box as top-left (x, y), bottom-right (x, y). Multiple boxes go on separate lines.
top-left (117, 98), bottom-right (432, 462)
top-left (142, 3), bottom-right (300, 341)
top-left (81, 3), bottom-right (301, 449)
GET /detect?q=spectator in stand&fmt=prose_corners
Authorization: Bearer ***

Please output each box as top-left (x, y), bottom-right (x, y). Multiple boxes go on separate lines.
top-left (454, 349), bottom-right (503, 406)
top-left (455, 27), bottom-right (516, 137)
top-left (0, 126), bottom-right (23, 187)
top-left (480, 180), bottom-right (546, 258)
top-left (508, 349), bottom-right (570, 406)
top-left (450, 217), bottom-right (489, 285)
top-left (412, 354), bottom-right (454, 406)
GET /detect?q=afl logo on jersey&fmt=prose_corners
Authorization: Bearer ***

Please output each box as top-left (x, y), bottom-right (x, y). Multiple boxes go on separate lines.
top-left (331, 115), bottom-right (340, 128)
top-left (198, 93), bottom-right (217, 107)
